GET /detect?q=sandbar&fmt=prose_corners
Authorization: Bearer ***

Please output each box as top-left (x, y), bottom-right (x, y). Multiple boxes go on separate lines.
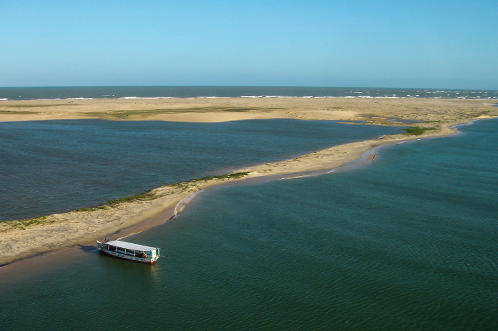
top-left (1, 97), bottom-right (497, 266)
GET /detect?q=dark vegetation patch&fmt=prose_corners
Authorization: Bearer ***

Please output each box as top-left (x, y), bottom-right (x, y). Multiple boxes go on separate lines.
top-left (79, 171), bottom-right (249, 210)
top-left (89, 106), bottom-right (283, 119)
top-left (1, 216), bottom-right (57, 232)
top-left (190, 172), bottom-right (250, 183)
top-left (0, 110), bottom-right (39, 114)
top-left (402, 127), bottom-right (437, 135)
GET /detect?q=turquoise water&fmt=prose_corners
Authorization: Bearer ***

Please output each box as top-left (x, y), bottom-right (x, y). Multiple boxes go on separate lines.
top-left (1, 86), bottom-right (497, 100)
top-left (1, 119), bottom-right (497, 330)
top-left (0, 119), bottom-right (401, 221)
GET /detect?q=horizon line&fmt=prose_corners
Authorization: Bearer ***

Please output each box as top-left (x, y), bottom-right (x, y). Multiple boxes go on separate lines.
top-left (1, 85), bottom-right (498, 92)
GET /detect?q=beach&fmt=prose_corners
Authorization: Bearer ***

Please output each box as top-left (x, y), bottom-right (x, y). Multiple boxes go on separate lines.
top-left (1, 97), bottom-right (497, 266)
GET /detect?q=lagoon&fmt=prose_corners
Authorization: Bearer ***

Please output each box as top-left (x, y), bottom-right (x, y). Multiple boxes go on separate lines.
top-left (0, 119), bottom-right (401, 222)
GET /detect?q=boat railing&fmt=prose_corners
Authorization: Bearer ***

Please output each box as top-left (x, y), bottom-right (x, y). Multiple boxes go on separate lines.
top-left (106, 245), bottom-right (148, 258)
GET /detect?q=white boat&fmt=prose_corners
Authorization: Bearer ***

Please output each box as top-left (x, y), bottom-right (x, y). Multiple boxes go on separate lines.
top-left (96, 240), bottom-right (160, 264)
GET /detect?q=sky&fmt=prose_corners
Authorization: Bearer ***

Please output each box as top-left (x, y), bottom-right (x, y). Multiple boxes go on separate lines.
top-left (1, 0), bottom-right (497, 89)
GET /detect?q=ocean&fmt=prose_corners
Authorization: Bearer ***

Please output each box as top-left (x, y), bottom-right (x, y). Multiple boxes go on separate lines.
top-left (0, 114), bottom-right (497, 330)
top-left (1, 86), bottom-right (497, 100)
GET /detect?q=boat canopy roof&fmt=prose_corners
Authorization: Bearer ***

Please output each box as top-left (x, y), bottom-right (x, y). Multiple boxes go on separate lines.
top-left (106, 240), bottom-right (157, 252)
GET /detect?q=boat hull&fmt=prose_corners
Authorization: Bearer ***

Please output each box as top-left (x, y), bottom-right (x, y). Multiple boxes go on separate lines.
top-left (97, 248), bottom-right (157, 264)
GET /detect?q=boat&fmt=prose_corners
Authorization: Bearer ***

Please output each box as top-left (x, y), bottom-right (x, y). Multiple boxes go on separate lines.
top-left (96, 240), bottom-right (160, 263)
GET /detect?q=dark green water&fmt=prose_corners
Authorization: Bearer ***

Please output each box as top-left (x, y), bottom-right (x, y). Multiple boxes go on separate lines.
top-left (0, 119), bottom-right (401, 221)
top-left (1, 119), bottom-right (497, 330)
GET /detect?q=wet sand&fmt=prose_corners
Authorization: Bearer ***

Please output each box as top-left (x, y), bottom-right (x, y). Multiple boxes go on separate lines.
top-left (1, 97), bottom-right (497, 267)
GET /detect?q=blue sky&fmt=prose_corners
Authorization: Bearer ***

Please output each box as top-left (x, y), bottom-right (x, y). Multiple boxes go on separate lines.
top-left (1, 0), bottom-right (497, 89)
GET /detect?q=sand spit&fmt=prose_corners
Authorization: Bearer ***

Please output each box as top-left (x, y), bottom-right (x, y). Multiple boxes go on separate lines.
top-left (0, 177), bottom-right (241, 265)
top-left (0, 97), bottom-right (495, 124)
top-left (1, 98), bottom-right (497, 266)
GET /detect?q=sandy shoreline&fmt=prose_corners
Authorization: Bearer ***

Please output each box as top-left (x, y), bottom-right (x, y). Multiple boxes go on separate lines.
top-left (1, 98), bottom-right (497, 266)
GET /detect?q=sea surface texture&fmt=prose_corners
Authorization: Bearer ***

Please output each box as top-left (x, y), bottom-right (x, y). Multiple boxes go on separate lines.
top-left (0, 86), bottom-right (497, 100)
top-left (1, 119), bottom-right (496, 330)
top-left (0, 119), bottom-right (401, 221)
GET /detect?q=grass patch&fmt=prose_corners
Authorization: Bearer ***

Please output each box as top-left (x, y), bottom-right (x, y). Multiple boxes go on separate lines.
top-left (190, 172), bottom-right (250, 183)
top-left (0, 216), bottom-right (52, 232)
top-left (21, 216), bottom-right (47, 226)
top-left (0, 110), bottom-right (40, 114)
top-left (1, 172), bottom-right (251, 229)
top-left (471, 111), bottom-right (490, 117)
top-left (183, 107), bottom-right (281, 113)
top-left (87, 110), bottom-right (156, 119)
top-left (69, 190), bottom-right (160, 212)
top-left (71, 172), bottom-right (249, 211)
top-left (106, 191), bottom-right (158, 205)
top-left (87, 106), bottom-right (283, 120)
top-left (402, 127), bottom-right (437, 135)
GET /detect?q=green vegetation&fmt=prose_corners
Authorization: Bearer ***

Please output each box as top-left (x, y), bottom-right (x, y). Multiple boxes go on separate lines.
top-left (470, 110), bottom-right (490, 117)
top-left (21, 216), bottom-right (48, 226)
top-left (106, 191), bottom-right (158, 205)
top-left (0, 110), bottom-right (39, 114)
top-left (1, 172), bottom-right (251, 231)
top-left (190, 172), bottom-right (250, 183)
top-left (71, 172), bottom-right (249, 211)
top-left (70, 190), bottom-right (160, 212)
top-left (402, 126), bottom-right (437, 135)
top-left (88, 106), bottom-right (283, 120)
top-left (0, 216), bottom-right (57, 232)
top-left (183, 106), bottom-right (281, 113)
top-left (172, 182), bottom-right (189, 190)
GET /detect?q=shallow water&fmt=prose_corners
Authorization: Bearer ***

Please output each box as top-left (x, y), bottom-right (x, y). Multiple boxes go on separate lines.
top-left (0, 119), bottom-right (401, 221)
top-left (1, 119), bottom-right (497, 330)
